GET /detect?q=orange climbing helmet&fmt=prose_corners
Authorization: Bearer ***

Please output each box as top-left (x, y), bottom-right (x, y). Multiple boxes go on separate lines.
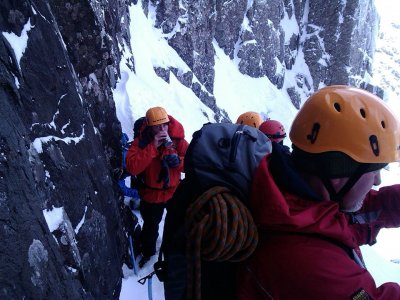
top-left (259, 120), bottom-right (286, 143)
top-left (146, 106), bottom-right (170, 126)
top-left (236, 111), bottom-right (263, 128)
top-left (290, 85), bottom-right (400, 164)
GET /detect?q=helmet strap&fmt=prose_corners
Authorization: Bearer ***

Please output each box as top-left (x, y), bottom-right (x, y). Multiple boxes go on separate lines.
top-left (266, 133), bottom-right (287, 139)
top-left (320, 164), bottom-right (370, 202)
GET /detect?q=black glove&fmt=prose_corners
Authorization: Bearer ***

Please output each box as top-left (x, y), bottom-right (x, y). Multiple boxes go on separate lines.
top-left (112, 168), bottom-right (124, 181)
top-left (158, 160), bottom-right (170, 189)
top-left (164, 154), bottom-right (180, 168)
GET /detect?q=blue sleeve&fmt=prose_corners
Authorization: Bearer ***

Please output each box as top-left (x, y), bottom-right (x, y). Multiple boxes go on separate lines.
top-left (118, 179), bottom-right (140, 198)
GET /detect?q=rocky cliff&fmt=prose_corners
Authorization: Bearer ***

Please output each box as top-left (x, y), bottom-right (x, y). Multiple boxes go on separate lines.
top-left (147, 0), bottom-right (381, 112)
top-left (0, 0), bottom-right (129, 298)
top-left (0, 0), bottom-right (381, 298)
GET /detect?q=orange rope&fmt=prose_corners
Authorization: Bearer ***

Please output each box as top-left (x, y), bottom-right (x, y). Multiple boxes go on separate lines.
top-left (185, 186), bottom-right (258, 300)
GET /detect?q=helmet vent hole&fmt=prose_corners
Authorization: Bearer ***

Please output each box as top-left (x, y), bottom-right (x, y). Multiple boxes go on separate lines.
top-left (360, 109), bottom-right (366, 118)
top-left (334, 103), bottom-right (341, 112)
top-left (381, 121), bottom-right (386, 128)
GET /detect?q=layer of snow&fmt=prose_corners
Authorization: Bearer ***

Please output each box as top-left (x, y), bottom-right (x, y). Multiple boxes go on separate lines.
top-left (43, 206), bottom-right (64, 232)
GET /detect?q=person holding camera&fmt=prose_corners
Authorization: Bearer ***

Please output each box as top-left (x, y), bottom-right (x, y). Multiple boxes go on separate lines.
top-left (126, 106), bottom-right (188, 268)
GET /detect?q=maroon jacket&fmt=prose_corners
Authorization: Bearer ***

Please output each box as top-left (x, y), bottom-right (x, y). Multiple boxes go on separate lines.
top-left (126, 115), bottom-right (188, 203)
top-left (237, 155), bottom-right (400, 300)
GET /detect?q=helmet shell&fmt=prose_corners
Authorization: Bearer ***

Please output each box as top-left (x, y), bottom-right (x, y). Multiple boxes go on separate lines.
top-left (236, 111), bottom-right (263, 128)
top-left (259, 120), bottom-right (286, 143)
top-left (290, 85), bottom-right (400, 163)
top-left (146, 107), bottom-right (170, 126)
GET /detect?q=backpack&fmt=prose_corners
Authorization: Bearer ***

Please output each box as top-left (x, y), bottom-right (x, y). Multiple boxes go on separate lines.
top-left (159, 122), bottom-right (272, 300)
top-left (184, 122), bottom-right (272, 202)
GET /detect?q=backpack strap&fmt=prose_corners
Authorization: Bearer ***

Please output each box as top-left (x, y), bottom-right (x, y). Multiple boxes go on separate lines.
top-left (185, 186), bottom-right (258, 300)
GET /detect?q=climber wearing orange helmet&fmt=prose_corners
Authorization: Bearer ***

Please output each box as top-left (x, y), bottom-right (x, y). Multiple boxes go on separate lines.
top-left (126, 106), bottom-right (188, 268)
top-left (236, 111), bottom-right (263, 128)
top-left (237, 86), bottom-right (400, 299)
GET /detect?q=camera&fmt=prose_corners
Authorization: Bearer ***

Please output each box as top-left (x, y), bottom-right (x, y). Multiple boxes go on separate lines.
top-left (163, 134), bottom-right (173, 147)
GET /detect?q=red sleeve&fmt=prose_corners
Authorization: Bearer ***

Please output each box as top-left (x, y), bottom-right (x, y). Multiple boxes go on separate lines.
top-left (352, 184), bottom-right (400, 245)
top-left (363, 184), bottom-right (400, 228)
top-left (125, 138), bottom-right (158, 175)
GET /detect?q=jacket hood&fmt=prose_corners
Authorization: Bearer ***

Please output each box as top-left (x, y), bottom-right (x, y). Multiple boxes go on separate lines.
top-left (250, 144), bottom-right (358, 247)
top-left (167, 115), bottom-right (185, 139)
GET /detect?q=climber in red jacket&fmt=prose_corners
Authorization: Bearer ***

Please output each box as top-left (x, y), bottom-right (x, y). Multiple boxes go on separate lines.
top-left (126, 106), bottom-right (188, 268)
top-left (237, 85), bottom-right (400, 299)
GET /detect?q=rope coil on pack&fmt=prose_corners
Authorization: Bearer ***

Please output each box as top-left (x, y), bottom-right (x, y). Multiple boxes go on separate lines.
top-left (185, 186), bottom-right (259, 300)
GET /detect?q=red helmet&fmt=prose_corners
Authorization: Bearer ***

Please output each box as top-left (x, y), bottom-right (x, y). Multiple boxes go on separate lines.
top-left (259, 120), bottom-right (286, 143)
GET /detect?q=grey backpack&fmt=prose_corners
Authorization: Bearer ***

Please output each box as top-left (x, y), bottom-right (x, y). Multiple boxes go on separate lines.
top-left (184, 122), bottom-right (272, 202)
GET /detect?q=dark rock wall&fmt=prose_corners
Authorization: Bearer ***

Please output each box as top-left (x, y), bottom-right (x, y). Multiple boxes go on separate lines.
top-left (0, 0), bottom-right (128, 298)
top-left (49, 0), bottom-right (131, 168)
top-left (304, 0), bottom-right (378, 90)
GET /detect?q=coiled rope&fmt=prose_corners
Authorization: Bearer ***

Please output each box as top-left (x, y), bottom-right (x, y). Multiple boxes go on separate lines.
top-left (185, 186), bottom-right (259, 300)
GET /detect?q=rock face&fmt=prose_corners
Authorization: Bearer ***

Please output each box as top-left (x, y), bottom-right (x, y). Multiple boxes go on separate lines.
top-left (0, 0), bottom-right (382, 298)
top-left (151, 0), bottom-right (381, 109)
top-left (0, 0), bottom-right (129, 298)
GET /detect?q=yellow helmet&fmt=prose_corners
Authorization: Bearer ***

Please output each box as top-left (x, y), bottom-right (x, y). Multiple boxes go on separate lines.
top-left (146, 106), bottom-right (170, 126)
top-left (290, 85), bottom-right (400, 164)
top-left (236, 111), bottom-right (263, 128)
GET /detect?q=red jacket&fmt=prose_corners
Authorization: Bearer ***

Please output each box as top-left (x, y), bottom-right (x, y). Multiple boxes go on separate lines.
top-left (237, 155), bottom-right (400, 300)
top-left (125, 115), bottom-right (188, 203)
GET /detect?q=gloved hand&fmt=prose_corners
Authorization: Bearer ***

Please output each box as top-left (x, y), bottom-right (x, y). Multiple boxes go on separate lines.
top-left (158, 160), bottom-right (170, 189)
top-left (113, 168), bottom-right (124, 180)
top-left (164, 153), bottom-right (180, 168)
